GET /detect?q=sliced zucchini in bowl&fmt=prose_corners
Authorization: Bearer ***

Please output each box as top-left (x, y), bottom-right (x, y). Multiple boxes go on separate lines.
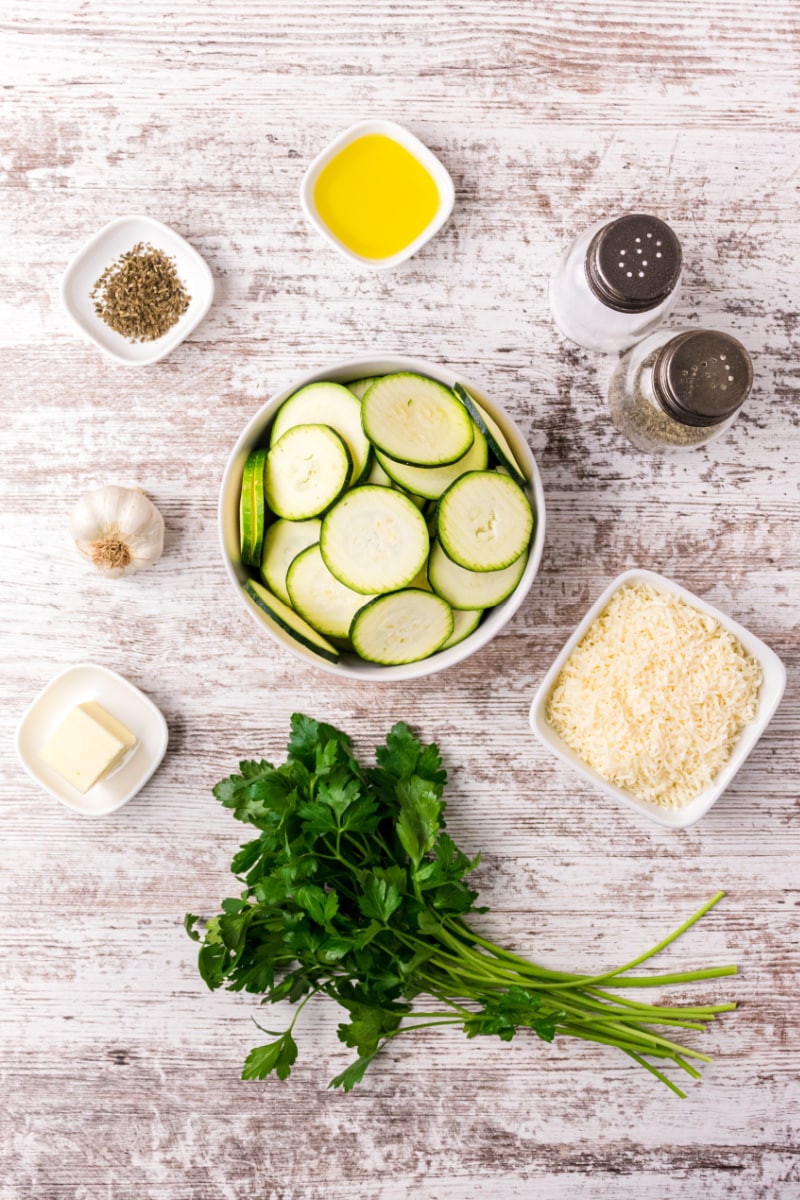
top-left (366, 457), bottom-right (394, 487)
top-left (453, 383), bottom-right (527, 488)
top-left (437, 470), bottom-right (533, 571)
top-left (438, 607), bottom-right (483, 650)
top-left (239, 448), bottom-right (268, 568)
top-left (270, 381), bottom-right (372, 483)
top-left (428, 540), bottom-right (529, 609)
top-left (320, 485), bottom-right (429, 595)
top-left (260, 518), bottom-right (321, 605)
top-left (287, 544), bottom-right (376, 640)
top-left (362, 373), bottom-right (474, 467)
top-left (347, 376), bottom-right (382, 402)
top-left (266, 424), bottom-right (352, 520)
top-left (375, 422), bottom-right (489, 500)
top-left (350, 590), bottom-right (454, 665)
top-left (244, 579), bottom-right (339, 664)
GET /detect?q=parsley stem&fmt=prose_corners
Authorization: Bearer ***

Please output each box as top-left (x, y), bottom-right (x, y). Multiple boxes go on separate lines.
top-left (623, 1051), bottom-right (688, 1099)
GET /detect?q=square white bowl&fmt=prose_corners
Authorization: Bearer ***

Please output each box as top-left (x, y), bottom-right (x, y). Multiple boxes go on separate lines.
top-left (15, 663), bottom-right (169, 817)
top-left (300, 119), bottom-right (455, 270)
top-left (60, 215), bottom-right (214, 366)
top-left (529, 568), bottom-right (786, 829)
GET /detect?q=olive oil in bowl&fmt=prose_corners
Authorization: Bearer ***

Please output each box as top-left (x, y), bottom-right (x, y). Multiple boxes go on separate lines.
top-left (301, 120), bottom-right (454, 269)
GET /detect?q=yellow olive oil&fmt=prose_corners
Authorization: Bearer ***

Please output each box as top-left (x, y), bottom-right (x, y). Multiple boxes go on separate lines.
top-left (313, 134), bottom-right (440, 260)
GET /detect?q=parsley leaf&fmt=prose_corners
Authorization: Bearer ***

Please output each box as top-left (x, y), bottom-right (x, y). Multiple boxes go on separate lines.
top-left (327, 1051), bottom-right (379, 1092)
top-left (241, 1031), bottom-right (298, 1081)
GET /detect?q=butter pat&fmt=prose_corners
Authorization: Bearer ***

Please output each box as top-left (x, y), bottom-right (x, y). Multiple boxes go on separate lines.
top-left (39, 701), bottom-right (137, 794)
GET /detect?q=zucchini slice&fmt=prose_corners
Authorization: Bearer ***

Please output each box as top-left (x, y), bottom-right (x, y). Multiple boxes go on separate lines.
top-left (437, 471), bottom-right (533, 572)
top-left (347, 376), bottom-right (382, 402)
top-left (438, 607), bottom-right (483, 650)
top-left (244, 579), bottom-right (339, 664)
top-left (320, 486), bottom-right (429, 595)
top-left (350, 590), bottom-right (454, 665)
top-left (271, 381), bottom-right (372, 484)
top-left (428, 540), bottom-right (528, 609)
top-left (260, 518), bottom-right (321, 605)
top-left (361, 373), bottom-right (474, 467)
top-left (400, 488), bottom-right (427, 510)
top-left (366, 457), bottom-right (393, 487)
top-left (453, 383), bottom-right (527, 488)
top-left (266, 424), bottom-right (352, 520)
top-left (375, 423), bottom-right (488, 500)
top-left (239, 448), bottom-right (268, 567)
top-left (287, 544), bottom-right (376, 639)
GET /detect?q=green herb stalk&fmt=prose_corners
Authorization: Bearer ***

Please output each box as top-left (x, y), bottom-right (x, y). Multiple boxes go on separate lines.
top-left (186, 715), bottom-right (736, 1097)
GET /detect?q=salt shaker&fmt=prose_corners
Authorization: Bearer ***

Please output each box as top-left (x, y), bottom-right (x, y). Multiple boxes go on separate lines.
top-left (548, 213), bottom-right (683, 353)
top-left (608, 328), bottom-right (753, 453)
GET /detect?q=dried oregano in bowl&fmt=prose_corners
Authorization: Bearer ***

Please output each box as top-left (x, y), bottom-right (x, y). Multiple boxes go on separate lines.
top-left (91, 242), bottom-right (191, 342)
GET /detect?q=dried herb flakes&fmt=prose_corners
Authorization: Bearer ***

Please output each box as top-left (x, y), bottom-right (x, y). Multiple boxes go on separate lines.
top-left (91, 242), bottom-right (191, 343)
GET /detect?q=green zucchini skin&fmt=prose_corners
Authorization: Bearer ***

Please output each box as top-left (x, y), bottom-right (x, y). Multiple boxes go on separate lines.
top-left (453, 383), bottom-right (527, 488)
top-left (244, 579), bottom-right (340, 663)
top-left (239, 448), bottom-right (269, 567)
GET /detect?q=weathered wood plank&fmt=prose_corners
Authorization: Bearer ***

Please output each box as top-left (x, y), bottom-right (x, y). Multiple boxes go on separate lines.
top-left (1, 1), bottom-right (799, 1197)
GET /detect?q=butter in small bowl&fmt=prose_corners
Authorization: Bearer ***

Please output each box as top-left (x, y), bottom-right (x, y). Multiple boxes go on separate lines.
top-left (39, 701), bottom-right (137, 795)
top-left (16, 663), bottom-right (168, 816)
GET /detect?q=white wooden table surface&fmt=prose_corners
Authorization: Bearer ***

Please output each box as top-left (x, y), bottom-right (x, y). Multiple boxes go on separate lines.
top-left (2, 2), bottom-right (799, 1197)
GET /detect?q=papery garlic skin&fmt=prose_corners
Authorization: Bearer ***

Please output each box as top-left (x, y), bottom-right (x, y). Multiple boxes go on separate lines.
top-left (70, 485), bottom-right (165, 577)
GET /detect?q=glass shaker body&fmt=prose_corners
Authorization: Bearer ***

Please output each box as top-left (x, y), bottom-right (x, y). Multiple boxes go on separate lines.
top-left (608, 328), bottom-right (753, 453)
top-left (548, 215), bottom-right (682, 353)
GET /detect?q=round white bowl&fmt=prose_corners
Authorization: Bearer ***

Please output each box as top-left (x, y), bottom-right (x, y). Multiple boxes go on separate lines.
top-left (219, 355), bottom-right (546, 681)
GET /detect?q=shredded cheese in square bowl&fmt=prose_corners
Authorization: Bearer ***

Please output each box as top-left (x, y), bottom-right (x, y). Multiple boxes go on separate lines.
top-left (546, 582), bottom-right (763, 809)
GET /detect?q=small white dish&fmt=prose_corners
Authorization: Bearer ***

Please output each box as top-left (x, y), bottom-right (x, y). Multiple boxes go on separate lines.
top-left (60, 215), bottom-right (214, 366)
top-left (529, 568), bottom-right (786, 829)
top-left (299, 119), bottom-right (455, 270)
top-left (16, 663), bottom-right (169, 816)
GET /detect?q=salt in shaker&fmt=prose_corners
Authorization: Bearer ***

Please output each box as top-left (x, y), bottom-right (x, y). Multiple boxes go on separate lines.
top-left (548, 214), bottom-right (683, 353)
top-left (608, 328), bottom-right (753, 452)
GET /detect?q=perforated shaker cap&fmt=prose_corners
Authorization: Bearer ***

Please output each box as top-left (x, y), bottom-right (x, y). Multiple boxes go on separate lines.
top-left (653, 330), bottom-right (754, 427)
top-left (585, 214), bottom-right (682, 313)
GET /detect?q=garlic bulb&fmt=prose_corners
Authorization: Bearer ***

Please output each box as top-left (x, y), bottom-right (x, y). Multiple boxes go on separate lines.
top-left (70, 485), bottom-right (165, 577)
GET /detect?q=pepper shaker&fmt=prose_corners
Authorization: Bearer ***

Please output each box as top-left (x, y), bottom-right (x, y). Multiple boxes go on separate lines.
top-left (548, 214), bottom-right (683, 353)
top-left (608, 328), bottom-right (754, 452)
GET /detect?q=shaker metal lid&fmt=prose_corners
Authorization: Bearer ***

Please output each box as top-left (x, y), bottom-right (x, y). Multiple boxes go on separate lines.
top-left (653, 330), bottom-right (754, 427)
top-left (585, 214), bottom-right (682, 313)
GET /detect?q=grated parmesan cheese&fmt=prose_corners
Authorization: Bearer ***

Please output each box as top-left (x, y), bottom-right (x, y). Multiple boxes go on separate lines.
top-left (546, 583), bottom-right (763, 809)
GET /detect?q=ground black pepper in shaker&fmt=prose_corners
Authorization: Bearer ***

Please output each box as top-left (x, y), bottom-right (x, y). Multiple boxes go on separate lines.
top-left (608, 328), bottom-right (754, 452)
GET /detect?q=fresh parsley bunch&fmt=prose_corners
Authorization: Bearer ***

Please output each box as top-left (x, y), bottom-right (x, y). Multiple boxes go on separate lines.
top-left (186, 715), bottom-right (736, 1097)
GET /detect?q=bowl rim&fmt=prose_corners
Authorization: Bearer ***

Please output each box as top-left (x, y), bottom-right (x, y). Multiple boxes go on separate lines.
top-left (60, 214), bottom-right (215, 367)
top-left (299, 119), bottom-right (455, 271)
top-left (529, 567), bottom-right (787, 828)
top-left (219, 354), bottom-right (546, 682)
